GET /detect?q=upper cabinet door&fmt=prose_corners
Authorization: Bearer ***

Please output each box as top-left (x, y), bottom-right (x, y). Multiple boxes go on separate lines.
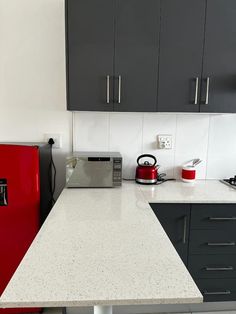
top-left (113, 0), bottom-right (160, 112)
top-left (200, 0), bottom-right (236, 113)
top-left (66, 0), bottom-right (115, 111)
top-left (157, 0), bottom-right (206, 112)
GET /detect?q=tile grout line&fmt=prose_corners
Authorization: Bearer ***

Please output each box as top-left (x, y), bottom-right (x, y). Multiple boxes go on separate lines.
top-left (108, 112), bottom-right (111, 151)
top-left (141, 113), bottom-right (144, 154)
top-left (173, 114), bottom-right (178, 179)
top-left (205, 114), bottom-right (212, 179)
top-left (71, 111), bottom-right (75, 152)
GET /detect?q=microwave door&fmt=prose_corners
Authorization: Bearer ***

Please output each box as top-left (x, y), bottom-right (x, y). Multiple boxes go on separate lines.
top-left (67, 158), bottom-right (113, 187)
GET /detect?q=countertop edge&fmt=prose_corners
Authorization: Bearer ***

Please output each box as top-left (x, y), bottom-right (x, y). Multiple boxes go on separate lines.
top-left (0, 297), bottom-right (203, 308)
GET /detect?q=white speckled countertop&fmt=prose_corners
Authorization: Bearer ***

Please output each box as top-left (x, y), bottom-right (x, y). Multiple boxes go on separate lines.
top-left (4, 180), bottom-right (234, 308)
top-left (140, 179), bottom-right (236, 203)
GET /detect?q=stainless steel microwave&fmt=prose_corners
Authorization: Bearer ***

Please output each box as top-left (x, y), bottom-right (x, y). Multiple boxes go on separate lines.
top-left (66, 152), bottom-right (122, 188)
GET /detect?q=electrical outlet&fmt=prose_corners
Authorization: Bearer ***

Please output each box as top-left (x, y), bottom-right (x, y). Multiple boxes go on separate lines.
top-left (44, 133), bottom-right (62, 149)
top-left (157, 134), bottom-right (172, 149)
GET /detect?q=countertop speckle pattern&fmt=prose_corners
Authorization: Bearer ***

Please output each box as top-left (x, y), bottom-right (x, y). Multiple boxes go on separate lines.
top-left (3, 180), bottom-right (233, 308)
top-left (140, 180), bottom-right (236, 203)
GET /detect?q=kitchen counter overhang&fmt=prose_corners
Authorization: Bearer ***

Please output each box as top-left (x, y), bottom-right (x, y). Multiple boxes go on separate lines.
top-left (1, 181), bottom-right (226, 308)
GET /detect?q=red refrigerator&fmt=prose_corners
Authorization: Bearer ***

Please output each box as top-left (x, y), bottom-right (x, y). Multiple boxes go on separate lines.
top-left (0, 144), bottom-right (52, 314)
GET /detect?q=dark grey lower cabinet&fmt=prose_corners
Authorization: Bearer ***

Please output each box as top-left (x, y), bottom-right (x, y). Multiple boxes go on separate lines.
top-left (190, 204), bottom-right (236, 229)
top-left (189, 255), bottom-right (236, 279)
top-left (150, 203), bottom-right (236, 302)
top-left (195, 279), bottom-right (236, 302)
top-left (150, 203), bottom-right (190, 266)
top-left (189, 229), bottom-right (236, 255)
top-left (189, 203), bottom-right (236, 302)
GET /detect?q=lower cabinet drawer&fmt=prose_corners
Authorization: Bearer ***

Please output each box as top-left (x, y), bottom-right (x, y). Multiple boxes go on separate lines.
top-left (188, 254), bottom-right (236, 279)
top-left (189, 229), bottom-right (236, 254)
top-left (195, 278), bottom-right (236, 302)
top-left (191, 204), bottom-right (236, 230)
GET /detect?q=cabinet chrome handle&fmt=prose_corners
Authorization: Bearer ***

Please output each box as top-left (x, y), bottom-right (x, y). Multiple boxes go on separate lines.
top-left (118, 75), bottom-right (121, 104)
top-left (207, 242), bottom-right (235, 246)
top-left (182, 215), bottom-right (187, 244)
top-left (205, 266), bottom-right (234, 271)
top-left (209, 217), bottom-right (236, 221)
top-left (194, 77), bottom-right (199, 105)
top-left (205, 77), bottom-right (210, 105)
top-left (106, 75), bottom-right (110, 104)
top-left (204, 290), bottom-right (231, 296)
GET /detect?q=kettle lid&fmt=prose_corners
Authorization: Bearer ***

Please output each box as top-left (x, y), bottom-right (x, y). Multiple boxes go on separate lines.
top-left (137, 154), bottom-right (157, 167)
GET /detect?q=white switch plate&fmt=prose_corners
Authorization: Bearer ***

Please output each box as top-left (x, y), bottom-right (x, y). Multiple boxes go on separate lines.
top-left (157, 134), bottom-right (172, 149)
top-left (44, 133), bottom-right (62, 149)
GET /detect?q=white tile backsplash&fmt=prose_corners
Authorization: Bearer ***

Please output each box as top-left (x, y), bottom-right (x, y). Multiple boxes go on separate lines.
top-left (73, 112), bottom-right (109, 151)
top-left (73, 112), bottom-right (236, 180)
top-left (109, 113), bottom-right (143, 179)
top-left (207, 114), bottom-right (236, 179)
top-left (174, 114), bottom-right (210, 179)
top-left (142, 113), bottom-right (177, 178)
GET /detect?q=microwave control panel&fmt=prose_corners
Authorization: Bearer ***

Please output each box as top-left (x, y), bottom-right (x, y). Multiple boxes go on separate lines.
top-left (113, 158), bottom-right (122, 186)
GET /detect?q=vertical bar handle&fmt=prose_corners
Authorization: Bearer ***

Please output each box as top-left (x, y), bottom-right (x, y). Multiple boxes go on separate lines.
top-left (194, 77), bottom-right (199, 105)
top-left (205, 77), bottom-right (210, 105)
top-left (118, 75), bottom-right (121, 104)
top-left (106, 75), bottom-right (110, 104)
top-left (0, 179), bottom-right (8, 206)
top-left (182, 215), bottom-right (187, 244)
top-left (0, 186), bottom-right (7, 205)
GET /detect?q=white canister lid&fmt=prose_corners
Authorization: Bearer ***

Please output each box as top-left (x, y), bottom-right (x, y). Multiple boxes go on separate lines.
top-left (182, 165), bottom-right (196, 171)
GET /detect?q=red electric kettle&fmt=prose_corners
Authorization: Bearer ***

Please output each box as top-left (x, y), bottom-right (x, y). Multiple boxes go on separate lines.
top-left (135, 154), bottom-right (159, 184)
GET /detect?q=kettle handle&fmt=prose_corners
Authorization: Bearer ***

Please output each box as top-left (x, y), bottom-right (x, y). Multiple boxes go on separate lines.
top-left (137, 154), bottom-right (157, 166)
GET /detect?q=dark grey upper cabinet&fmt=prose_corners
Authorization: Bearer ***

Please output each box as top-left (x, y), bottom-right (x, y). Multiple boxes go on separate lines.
top-left (114, 0), bottom-right (160, 112)
top-left (157, 0), bottom-right (206, 112)
top-left (66, 0), bottom-right (115, 111)
top-left (200, 0), bottom-right (236, 113)
top-left (66, 0), bottom-right (236, 113)
top-left (66, 0), bottom-right (160, 112)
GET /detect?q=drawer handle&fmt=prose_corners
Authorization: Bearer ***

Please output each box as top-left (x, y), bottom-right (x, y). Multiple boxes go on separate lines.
top-left (207, 242), bottom-right (235, 246)
top-left (204, 290), bottom-right (231, 296)
top-left (205, 266), bottom-right (234, 271)
top-left (209, 217), bottom-right (236, 221)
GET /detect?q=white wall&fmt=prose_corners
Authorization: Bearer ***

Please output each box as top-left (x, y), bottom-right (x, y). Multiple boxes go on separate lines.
top-left (73, 112), bottom-right (236, 180)
top-left (1, 0), bottom-right (236, 198)
top-left (0, 0), bottom-right (71, 197)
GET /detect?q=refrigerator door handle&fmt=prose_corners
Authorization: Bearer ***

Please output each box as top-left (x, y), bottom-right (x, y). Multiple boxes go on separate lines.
top-left (0, 180), bottom-right (8, 206)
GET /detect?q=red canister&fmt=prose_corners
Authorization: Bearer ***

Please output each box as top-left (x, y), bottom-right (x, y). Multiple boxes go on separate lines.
top-left (181, 166), bottom-right (196, 182)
